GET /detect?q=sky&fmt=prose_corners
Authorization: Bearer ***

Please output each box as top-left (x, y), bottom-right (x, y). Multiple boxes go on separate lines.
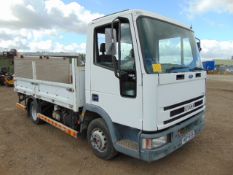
top-left (0, 0), bottom-right (232, 60)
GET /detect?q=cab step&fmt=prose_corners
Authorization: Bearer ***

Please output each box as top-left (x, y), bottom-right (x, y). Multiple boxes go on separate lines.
top-left (116, 139), bottom-right (138, 151)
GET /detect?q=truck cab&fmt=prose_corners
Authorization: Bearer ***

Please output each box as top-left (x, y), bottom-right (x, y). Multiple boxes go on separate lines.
top-left (85, 10), bottom-right (205, 161)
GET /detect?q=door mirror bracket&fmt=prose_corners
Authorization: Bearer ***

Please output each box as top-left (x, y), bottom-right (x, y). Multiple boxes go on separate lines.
top-left (110, 17), bottom-right (121, 78)
top-left (196, 37), bottom-right (202, 52)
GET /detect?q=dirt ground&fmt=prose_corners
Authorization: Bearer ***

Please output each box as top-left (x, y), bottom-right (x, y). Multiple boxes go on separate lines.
top-left (207, 74), bottom-right (233, 83)
top-left (0, 77), bottom-right (233, 175)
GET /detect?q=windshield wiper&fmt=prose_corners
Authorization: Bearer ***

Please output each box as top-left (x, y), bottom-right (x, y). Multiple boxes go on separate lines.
top-left (190, 67), bottom-right (204, 71)
top-left (166, 66), bottom-right (189, 73)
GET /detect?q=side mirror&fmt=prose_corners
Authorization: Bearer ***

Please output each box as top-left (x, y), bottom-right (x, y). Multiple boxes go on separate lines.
top-left (196, 38), bottom-right (202, 52)
top-left (105, 27), bottom-right (119, 78)
top-left (105, 28), bottom-right (117, 56)
top-left (106, 18), bottom-right (121, 79)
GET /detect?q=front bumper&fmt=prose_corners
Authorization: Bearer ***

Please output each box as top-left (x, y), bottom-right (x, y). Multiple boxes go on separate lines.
top-left (140, 111), bottom-right (205, 162)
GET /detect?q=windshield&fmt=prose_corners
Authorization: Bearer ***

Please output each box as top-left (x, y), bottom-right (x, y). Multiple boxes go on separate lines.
top-left (137, 17), bottom-right (203, 73)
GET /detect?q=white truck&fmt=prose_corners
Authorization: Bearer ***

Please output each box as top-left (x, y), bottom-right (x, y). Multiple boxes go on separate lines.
top-left (15, 10), bottom-right (206, 162)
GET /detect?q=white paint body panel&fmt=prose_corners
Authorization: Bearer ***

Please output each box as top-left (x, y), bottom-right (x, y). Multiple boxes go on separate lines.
top-left (15, 59), bottom-right (85, 112)
top-left (156, 72), bottom-right (206, 130)
top-left (87, 13), bottom-right (143, 130)
top-left (142, 72), bottom-right (206, 131)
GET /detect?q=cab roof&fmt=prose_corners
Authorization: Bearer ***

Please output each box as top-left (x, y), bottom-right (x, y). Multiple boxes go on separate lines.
top-left (91, 9), bottom-right (191, 31)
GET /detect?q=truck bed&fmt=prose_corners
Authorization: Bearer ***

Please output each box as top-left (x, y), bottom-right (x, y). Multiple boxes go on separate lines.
top-left (14, 55), bottom-right (85, 112)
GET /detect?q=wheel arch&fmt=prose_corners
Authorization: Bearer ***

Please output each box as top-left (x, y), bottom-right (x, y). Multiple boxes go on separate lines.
top-left (26, 96), bottom-right (44, 115)
top-left (82, 104), bottom-right (119, 143)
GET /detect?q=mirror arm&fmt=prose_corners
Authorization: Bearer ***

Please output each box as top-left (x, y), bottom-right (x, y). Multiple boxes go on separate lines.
top-left (196, 37), bottom-right (202, 52)
top-left (111, 17), bottom-right (121, 79)
top-left (118, 19), bottom-right (121, 72)
top-left (113, 58), bottom-right (120, 78)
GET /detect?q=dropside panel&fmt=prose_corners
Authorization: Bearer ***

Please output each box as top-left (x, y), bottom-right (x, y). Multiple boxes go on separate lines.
top-left (15, 78), bottom-right (77, 111)
top-left (14, 57), bottom-right (85, 112)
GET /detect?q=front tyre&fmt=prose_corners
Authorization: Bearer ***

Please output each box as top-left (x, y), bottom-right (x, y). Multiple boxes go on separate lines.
top-left (87, 118), bottom-right (117, 160)
top-left (29, 101), bottom-right (43, 125)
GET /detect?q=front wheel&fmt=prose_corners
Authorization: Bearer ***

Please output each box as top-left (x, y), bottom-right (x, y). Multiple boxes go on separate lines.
top-left (29, 101), bottom-right (43, 124)
top-left (87, 118), bottom-right (117, 160)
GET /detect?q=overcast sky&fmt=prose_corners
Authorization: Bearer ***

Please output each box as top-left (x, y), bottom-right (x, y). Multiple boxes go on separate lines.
top-left (0, 0), bottom-right (232, 60)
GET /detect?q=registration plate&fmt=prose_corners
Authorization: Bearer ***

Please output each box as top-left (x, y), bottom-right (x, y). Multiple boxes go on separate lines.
top-left (182, 130), bottom-right (195, 145)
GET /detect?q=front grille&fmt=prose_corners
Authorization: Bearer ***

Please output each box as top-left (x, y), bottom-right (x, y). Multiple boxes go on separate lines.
top-left (164, 106), bottom-right (204, 124)
top-left (164, 95), bottom-right (204, 111)
top-left (170, 100), bottom-right (203, 117)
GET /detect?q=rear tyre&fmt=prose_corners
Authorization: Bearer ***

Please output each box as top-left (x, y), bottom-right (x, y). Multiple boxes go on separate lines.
top-left (87, 118), bottom-right (117, 160)
top-left (29, 101), bottom-right (43, 125)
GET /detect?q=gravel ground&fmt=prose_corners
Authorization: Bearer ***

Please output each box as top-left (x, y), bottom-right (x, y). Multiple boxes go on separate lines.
top-left (0, 79), bottom-right (233, 175)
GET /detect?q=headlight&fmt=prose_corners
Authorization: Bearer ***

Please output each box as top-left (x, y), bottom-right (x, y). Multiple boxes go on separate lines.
top-left (142, 135), bottom-right (169, 150)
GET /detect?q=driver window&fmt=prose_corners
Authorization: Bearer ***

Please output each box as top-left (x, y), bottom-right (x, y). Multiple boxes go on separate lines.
top-left (94, 25), bottom-right (118, 69)
top-left (94, 20), bottom-right (136, 98)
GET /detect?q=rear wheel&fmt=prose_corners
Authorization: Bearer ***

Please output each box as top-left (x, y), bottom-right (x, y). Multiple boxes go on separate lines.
top-left (87, 118), bottom-right (117, 160)
top-left (29, 101), bottom-right (43, 124)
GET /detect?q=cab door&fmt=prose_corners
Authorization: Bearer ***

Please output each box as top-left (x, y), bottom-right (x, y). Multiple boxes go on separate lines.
top-left (90, 16), bottom-right (143, 130)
